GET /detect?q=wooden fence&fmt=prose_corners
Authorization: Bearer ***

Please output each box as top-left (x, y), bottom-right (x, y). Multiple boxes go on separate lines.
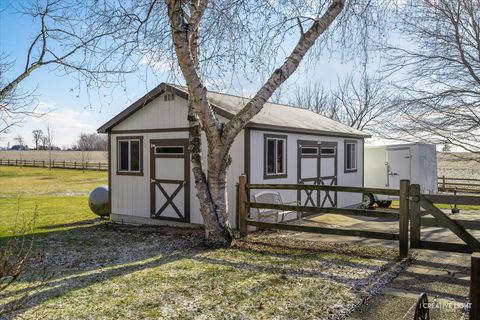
top-left (438, 176), bottom-right (480, 194)
top-left (0, 159), bottom-right (108, 171)
top-left (238, 175), bottom-right (410, 257)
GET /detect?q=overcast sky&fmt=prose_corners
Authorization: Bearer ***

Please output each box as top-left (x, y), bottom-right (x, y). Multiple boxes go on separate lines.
top-left (0, 1), bottom-right (392, 149)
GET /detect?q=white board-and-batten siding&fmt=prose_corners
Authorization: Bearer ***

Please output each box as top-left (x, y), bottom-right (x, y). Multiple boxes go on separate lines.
top-left (248, 130), bottom-right (364, 208)
top-left (109, 93), bottom-right (244, 227)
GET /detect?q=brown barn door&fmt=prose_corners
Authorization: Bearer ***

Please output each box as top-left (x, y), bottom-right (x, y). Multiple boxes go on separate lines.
top-left (150, 139), bottom-right (190, 223)
top-left (297, 141), bottom-right (321, 208)
top-left (319, 142), bottom-right (337, 208)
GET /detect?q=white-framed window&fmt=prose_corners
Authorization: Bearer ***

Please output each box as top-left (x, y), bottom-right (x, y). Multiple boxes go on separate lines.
top-left (264, 135), bottom-right (287, 178)
top-left (345, 140), bottom-right (357, 172)
top-left (117, 137), bottom-right (143, 174)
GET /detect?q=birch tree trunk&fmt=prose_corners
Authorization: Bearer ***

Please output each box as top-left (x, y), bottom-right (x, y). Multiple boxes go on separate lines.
top-left (166, 0), bottom-right (345, 246)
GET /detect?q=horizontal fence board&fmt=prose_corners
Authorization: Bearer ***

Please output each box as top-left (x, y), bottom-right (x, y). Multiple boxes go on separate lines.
top-left (248, 202), bottom-right (399, 219)
top-left (423, 194), bottom-right (480, 205)
top-left (415, 240), bottom-right (472, 254)
top-left (439, 177), bottom-right (480, 182)
top-left (245, 220), bottom-right (400, 240)
top-left (247, 184), bottom-right (400, 196)
top-left (439, 182), bottom-right (480, 188)
top-left (438, 188), bottom-right (480, 194)
top-left (421, 217), bottom-right (480, 230)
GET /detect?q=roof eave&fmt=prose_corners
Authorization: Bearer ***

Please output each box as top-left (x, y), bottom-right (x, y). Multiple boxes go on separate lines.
top-left (245, 123), bottom-right (371, 139)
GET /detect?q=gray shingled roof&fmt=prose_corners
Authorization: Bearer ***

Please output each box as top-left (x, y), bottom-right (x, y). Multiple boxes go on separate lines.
top-left (98, 83), bottom-right (370, 138)
top-left (170, 84), bottom-right (370, 138)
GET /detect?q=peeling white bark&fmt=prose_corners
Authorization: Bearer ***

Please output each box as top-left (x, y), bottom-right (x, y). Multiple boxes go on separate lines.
top-left (166, 0), bottom-right (344, 246)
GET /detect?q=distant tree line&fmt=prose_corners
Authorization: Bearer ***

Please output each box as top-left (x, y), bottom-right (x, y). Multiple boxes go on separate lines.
top-left (4, 131), bottom-right (106, 151)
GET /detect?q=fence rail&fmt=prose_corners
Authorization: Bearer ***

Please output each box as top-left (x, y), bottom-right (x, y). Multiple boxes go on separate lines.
top-left (438, 175), bottom-right (480, 194)
top-left (238, 175), bottom-right (410, 258)
top-left (0, 159), bottom-right (108, 171)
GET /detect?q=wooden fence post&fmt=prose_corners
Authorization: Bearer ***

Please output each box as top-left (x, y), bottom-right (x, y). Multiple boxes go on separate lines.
top-left (442, 175), bottom-right (446, 191)
top-left (470, 252), bottom-right (480, 320)
top-left (471, 253), bottom-right (480, 320)
top-left (239, 175), bottom-right (248, 237)
top-left (399, 179), bottom-right (410, 258)
top-left (410, 184), bottom-right (421, 249)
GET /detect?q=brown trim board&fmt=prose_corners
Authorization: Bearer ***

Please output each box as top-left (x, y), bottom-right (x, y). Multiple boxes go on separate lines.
top-left (247, 124), bottom-right (370, 139)
top-left (108, 133), bottom-right (112, 215)
top-left (111, 127), bottom-right (189, 134)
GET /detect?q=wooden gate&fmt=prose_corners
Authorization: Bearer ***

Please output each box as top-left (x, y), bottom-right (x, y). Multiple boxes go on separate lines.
top-left (409, 184), bottom-right (480, 253)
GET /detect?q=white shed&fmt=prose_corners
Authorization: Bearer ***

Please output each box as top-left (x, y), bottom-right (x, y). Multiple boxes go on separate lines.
top-left (364, 143), bottom-right (438, 207)
top-left (98, 83), bottom-right (371, 228)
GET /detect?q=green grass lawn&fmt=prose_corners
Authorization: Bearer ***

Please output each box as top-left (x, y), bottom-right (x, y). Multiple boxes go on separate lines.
top-left (0, 166), bottom-right (107, 237)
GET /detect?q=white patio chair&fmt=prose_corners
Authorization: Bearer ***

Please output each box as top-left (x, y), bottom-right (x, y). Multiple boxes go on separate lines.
top-left (252, 191), bottom-right (299, 223)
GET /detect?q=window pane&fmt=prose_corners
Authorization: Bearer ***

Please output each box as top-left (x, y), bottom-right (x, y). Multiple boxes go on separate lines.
top-left (267, 139), bottom-right (275, 174)
top-left (346, 143), bottom-right (356, 170)
top-left (277, 140), bottom-right (284, 173)
top-left (321, 147), bottom-right (336, 155)
top-left (130, 140), bottom-right (140, 171)
top-left (155, 146), bottom-right (184, 154)
top-left (301, 147), bottom-right (318, 155)
top-left (351, 144), bottom-right (356, 169)
top-left (119, 141), bottom-right (129, 171)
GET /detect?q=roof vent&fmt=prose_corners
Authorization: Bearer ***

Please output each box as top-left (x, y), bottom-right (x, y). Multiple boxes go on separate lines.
top-left (164, 93), bottom-right (175, 101)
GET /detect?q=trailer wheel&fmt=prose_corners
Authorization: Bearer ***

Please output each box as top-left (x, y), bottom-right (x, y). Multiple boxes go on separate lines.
top-left (362, 193), bottom-right (375, 209)
top-left (377, 200), bottom-right (392, 208)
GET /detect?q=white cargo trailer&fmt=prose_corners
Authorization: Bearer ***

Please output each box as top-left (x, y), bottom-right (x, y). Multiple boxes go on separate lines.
top-left (363, 143), bottom-right (437, 208)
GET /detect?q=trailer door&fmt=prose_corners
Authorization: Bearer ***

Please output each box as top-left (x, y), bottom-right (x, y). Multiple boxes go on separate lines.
top-left (386, 148), bottom-right (411, 189)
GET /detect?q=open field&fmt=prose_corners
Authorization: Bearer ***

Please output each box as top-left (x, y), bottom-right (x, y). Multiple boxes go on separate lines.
top-left (0, 166), bottom-right (404, 319)
top-left (437, 152), bottom-right (480, 179)
top-left (0, 151), bottom-right (107, 162)
top-left (0, 166), bottom-right (107, 237)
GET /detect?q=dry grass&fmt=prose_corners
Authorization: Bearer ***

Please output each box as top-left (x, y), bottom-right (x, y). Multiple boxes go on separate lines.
top-left (437, 152), bottom-right (480, 179)
top-left (1, 225), bottom-right (405, 320)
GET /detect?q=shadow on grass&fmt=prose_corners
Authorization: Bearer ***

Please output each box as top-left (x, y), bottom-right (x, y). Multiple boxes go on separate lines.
top-left (3, 223), bottom-right (403, 318)
top-left (37, 218), bottom-right (105, 230)
top-left (3, 223), bottom-right (205, 316)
